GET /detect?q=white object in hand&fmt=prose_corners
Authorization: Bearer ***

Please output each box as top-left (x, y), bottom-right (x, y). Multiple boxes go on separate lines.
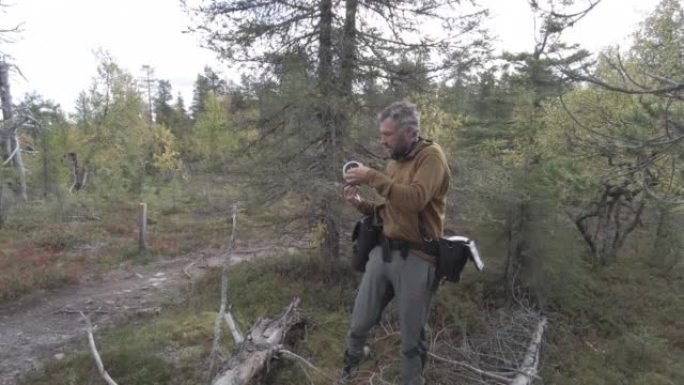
top-left (343, 161), bottom-right (360, 177)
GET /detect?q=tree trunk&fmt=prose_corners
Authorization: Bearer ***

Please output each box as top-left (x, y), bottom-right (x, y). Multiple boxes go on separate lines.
top-left (651, 203), bottom-right (682, 271)
top-left (340, 0), bottom-right (358, 98)
top-left (0, 61), bottom-right (27, 202)
top-left (320, 196), bottom-right (340, 259)
top-left (66, 152), bottom-right (88, 192)
top-left (317, 0), bottom-right (333, 94)
top-left (316, 0), bottom-right (342, 259)
top-left (503, 199), bottom-right (529, 303)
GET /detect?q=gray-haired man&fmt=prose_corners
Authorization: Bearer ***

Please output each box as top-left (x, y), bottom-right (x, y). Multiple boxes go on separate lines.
top-left (341, 101), bottom-right (451, 385)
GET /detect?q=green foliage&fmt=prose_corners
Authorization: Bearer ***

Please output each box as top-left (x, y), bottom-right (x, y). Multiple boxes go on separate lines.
top-left (632, 0), bottom-right (684, 81)
top-left (153, 79), bottom-right (175, 128)
top-left (146, 124), bottom-right (183, 174)
top-left (191, 92), bottom-right (236, 171)
top-left (191, 66), bottom-right (226, 119)
top-left (542, 256), bottom-right (684, 384)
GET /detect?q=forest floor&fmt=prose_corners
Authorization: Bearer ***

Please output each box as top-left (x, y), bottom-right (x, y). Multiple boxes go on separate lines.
top-left (0, 244), bottom-right (289, 385)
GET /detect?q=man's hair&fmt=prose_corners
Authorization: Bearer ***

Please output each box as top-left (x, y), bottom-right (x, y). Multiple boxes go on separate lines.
top-left (378, 101), bottom-right (420, 137)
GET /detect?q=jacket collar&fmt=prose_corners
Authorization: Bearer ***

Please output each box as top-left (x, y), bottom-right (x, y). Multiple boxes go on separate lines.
top-left (395, 137), bottom-right (432, 161)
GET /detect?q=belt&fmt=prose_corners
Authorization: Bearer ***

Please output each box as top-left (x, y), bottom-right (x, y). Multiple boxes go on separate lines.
top-left (387, 237), bottom-right (424, 252)
top-left (379, 234), bottom-right (437, 263)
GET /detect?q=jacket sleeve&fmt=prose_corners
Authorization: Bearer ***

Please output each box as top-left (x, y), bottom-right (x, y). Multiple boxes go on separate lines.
top-left (355, 199), bottom-right (375, 216)
top-left (364, 153), bottom-right (446, 213)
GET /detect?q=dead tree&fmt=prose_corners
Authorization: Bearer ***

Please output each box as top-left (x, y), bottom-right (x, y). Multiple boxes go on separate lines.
top-left (510, 317), bottom-right (547, 385)
top-left (207, 204), bottom-right (306, 384)
top-left (211, 298), bottom-right (303, 385)
top-left (571, 181), bottom-right (645, 265)
top-left (64, 152), bottom-right (88, 192)
top-left (0, 60), bottom-right (27, 201)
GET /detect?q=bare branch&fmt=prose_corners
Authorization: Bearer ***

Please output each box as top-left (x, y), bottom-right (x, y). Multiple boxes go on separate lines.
top-left (223, 306), bottom-right (244, 345)
top-left (209, 203), bottom-right (240, 376)
top-left (562, 69), bottom-right (684, 99)
top-left (1, 141), bottom-right (18, 165)
top-left (79, 312), bottom-right (119, 385)
top-left (428, 351), bottom-right (514, 383)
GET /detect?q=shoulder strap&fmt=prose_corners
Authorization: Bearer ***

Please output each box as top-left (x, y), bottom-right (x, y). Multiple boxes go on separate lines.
top-left (418, 212), bottom-right (433, 242)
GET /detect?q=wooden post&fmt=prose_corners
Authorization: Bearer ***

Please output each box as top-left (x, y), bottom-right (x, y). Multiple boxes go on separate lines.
top-left (139, 202), bottom-right (147, 252)
top-left (0, 182), bottom-right (5, 228)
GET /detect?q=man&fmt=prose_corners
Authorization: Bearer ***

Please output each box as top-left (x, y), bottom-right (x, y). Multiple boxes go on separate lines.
top-left (341, 101), bottom-right (450, 385)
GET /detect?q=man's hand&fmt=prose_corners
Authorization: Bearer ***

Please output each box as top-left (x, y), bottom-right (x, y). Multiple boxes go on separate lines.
top-left (342, 184), bottom-right (362, 207)
top-left (344, 163), bottom-right (371, 185)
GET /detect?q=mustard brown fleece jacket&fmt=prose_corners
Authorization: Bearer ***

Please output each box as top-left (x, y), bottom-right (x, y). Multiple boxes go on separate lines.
top-left (356, 138), bottom-right (450, 243)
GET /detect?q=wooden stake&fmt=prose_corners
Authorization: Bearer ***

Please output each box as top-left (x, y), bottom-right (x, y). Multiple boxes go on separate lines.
top-left (139, 202), bottom-right (147, 252)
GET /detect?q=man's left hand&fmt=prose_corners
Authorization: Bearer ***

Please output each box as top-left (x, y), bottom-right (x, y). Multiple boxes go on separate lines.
top-left (344, 163), bottom-right (371, 185)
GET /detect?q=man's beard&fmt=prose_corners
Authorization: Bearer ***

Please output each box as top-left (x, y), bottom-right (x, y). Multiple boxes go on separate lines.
top-left (389, 138), bottom-right (416, 160)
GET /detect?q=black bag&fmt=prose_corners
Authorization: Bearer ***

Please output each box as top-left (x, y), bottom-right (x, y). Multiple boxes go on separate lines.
top-left (417, 213), bottom-right (479, 283)
top-left (351, 214), bottom-right (381, 272)
top-left (435, 237), bottom-right (472, 282)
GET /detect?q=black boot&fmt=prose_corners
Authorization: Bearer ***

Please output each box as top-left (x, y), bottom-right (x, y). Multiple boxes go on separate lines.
top-left (339, 349), bottom-right (362, 382)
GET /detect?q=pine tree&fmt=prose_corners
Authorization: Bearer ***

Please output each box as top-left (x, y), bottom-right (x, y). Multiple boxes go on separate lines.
top-left (153, 80), bottom-right (174, 127)
top-left (191, 66), bottom-right (226, 119)
top-left (191, 0), bottom-right (489, 258)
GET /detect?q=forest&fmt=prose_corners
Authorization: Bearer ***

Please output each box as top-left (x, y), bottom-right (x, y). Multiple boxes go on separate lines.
top-left (0, 0), bottom-right (682, 384)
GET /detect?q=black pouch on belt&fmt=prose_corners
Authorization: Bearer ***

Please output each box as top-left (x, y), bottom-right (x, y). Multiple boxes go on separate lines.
top-left (351, 213), bottom-right (382, 272)
top-left (417, 213), bottom-right (471, 283)
top-left (435, 238), bottom-right (471, 282)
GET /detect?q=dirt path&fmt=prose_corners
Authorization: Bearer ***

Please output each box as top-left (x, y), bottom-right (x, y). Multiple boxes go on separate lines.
top-left (0, 246), bottom-right (289, 385)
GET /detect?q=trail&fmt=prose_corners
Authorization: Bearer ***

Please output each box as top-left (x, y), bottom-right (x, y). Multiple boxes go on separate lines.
top-left (0, 246), bottom-right (288, 385)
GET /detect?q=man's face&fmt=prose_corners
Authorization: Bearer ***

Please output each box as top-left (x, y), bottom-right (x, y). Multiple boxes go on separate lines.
top-left (379, 118), bottom-right (413, 159)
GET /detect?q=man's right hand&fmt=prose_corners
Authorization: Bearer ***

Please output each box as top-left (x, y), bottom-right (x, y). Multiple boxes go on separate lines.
top-left (342, 184), bottom-right (362, 207)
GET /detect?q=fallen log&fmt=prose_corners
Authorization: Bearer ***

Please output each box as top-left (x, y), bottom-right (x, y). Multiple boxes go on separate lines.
top-left (209, 204), bottom-right (305, 384)
top-left (511, 316), bottom-right (547, 385)
top-left (211, 298), bottom-right (302, 385)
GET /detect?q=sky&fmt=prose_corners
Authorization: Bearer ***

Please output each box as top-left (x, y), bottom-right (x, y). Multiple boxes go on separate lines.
top-left (1, 0), bottom-right (659, 114)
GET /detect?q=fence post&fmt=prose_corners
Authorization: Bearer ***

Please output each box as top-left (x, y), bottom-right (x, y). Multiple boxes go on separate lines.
top-left (139, 202), bottom-right (147, 253)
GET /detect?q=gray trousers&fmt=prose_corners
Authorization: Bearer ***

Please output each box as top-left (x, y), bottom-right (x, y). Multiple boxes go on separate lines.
top-left (346, 245), bottom-right (437, 385)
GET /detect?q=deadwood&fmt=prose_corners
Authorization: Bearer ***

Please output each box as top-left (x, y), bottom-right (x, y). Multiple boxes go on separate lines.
top-left (211, 297), bottom-right (303, 385)
top-left (0, 60), bottom-right (27, 201)
top-left (208, 203), bottom-right (306, 384)
top-left (426, 308), bottom-right (547, 385)
top-left (79, 312), bottom-right (119, 385)
top-left (209, 203), bottom-right (242, 375)
top-left (511, 317), bottom-right (547, 385)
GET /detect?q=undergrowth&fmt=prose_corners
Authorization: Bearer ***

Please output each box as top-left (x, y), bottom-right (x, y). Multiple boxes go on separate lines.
top-left (0, 175), bottom-right (240, 301)
top-left (18, 247), bottom-right (684, 385)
